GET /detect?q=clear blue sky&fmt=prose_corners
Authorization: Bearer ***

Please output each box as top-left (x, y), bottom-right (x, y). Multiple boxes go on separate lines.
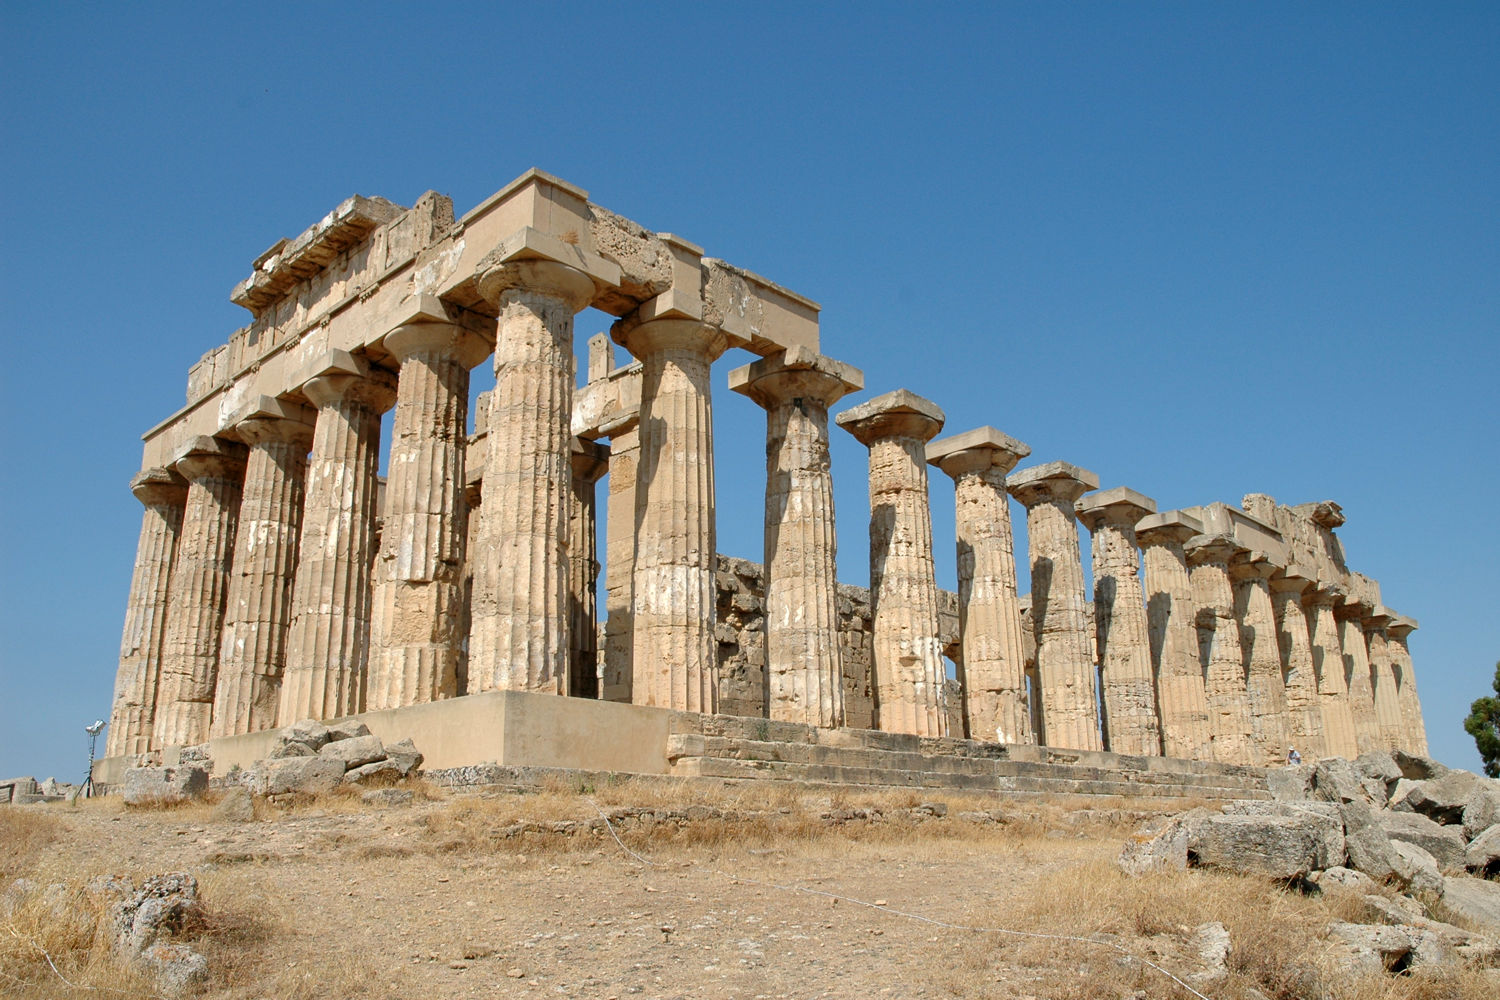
top-left (2, 3), bottom-right (1495, 780)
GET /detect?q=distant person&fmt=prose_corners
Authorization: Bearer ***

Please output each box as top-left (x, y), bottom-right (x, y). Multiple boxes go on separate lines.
top-left (1287, 747), bottom-right (1302, 766)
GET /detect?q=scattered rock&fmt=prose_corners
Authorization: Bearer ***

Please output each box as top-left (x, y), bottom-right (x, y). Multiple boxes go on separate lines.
top-left (1190, 812), bottom-right (1343, 879)
top-left (246, 756), bottom-right (345, 796)
top-left (1462, 785), bottom-right (1500, 840)
top-left (345, 759), bottom-right (403, 784)
top-left (318, 734), bottom-right (386, 770)
top-left (1186, 921), bottom-right (1229, 986)
top-left (268, 740), bottom-right (316, 759)
top-left (325, 719), bottom-right (373, 742)
top-left (122, 766), bottom-right (208, 808)
top-left (284, 719), bottom-right (331, 751)
top-left (1465, 825), bottom-right (1500, 876)
top-left (211, 787), bottom-right (254, 823)
top-left (361, 788), bottom-right (414, 807)
top-left (1379, 810), bottom-right (1468, 870)
top-left (1441, 875), bottom-right (1500, 935)
top-left (1391, 841), bottom-right (1444, 896)
top-left (384, 738), bottom-right (424, 776)
top-left (104, 873), bottom-right (207, 995)
top-left (1354, 751), bottom-right (1401, 794)
top-left (1392, 749), bottom-right (1447, 781)
top-left (1311, 758), bottom-right (1367, 805)
top-left (1309, 866), bottom-right (1378, 893)
top-left (1265, 764), bottom-right (1313, 802)
top-left (1339, 800), bottom-right (1400, 881)
top-left (1397, 771), bottom-right (1484, 824)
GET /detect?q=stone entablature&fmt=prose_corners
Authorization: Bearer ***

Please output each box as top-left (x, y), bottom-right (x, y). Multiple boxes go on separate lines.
top-left (108, 169), bottom-right (1428, 774)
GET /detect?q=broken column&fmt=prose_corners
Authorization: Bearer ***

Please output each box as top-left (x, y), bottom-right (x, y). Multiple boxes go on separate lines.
top-left (731, 347), bottom-right (863, 727)
top-left (1185, 533), bottom-right (1253, 766)
top-left (1075, 487), bottom-right (1161, 756)
top-left (1305, 582), bottom-right (1359, 759)
top-left (1364, 608), bottom-right (1405, 751)
top-left (468, 259), bottom-right (596, 694)
top-left (367, 313), bottom-right (490, 712)
top-left (153, 437), bottom-right (246, 748)
top-left (927, 427), bottom-right (1033, 745)
top-left (1230, 549), bottom-right (1291, 767)
top-left (836, 390), bottom-right (948, 736)
top-left (107, 468), bottom-right (187, 757)
top-left (280, 358), bottom-right (397, 723)
top-left (1387, 614), bottom-right (1428, 754)
top-left (616, 317), bottom-right (731, 712)
top-left (567, 437), bottom-right (609, 698)
top-left (1137, 511), bottom-right (1213, 761)
top-left (1008, 462), bottom-right (1102, 751)
top-left (210, 401), bottom-right (315, 738)
top-left (1269, 567), bottom-right (1326, 761)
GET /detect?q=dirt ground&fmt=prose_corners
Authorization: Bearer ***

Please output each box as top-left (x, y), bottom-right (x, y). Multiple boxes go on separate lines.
top-left (3, 780), bottom-right (1494, 1000)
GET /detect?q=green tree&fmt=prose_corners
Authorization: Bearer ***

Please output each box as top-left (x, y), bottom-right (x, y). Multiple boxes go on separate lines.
top-left (1465, 662), bottom-right (1500, 778)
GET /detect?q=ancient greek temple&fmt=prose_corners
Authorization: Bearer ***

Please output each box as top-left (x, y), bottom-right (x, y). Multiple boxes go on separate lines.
top-left (103, 170), bottom-right (1428, 779)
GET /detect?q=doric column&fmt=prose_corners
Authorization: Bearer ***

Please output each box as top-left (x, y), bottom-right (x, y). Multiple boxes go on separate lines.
top-left (210, 404), bottom-right (315, 738)
top-left (1337, 599), bottom-right (1383, 755)
top-left (1364, 609), bottom-right (1404, 750)
top-left (153, 437), bottom-right (246, 748)
top-left (836, 389), bottom-right (948, 736)
top-left (1306, 583), bottom-right (1359, 759)
top-left (1185, 534), bottom-right (1253, 766)
top-left (615, 317), bottom-right (730, 712)
top-left (107, 468), bottom-right (187, 757)
top-left (601, 410), bottom-right (640, 703)
top-left (367, 317), bottom-right (490, 711)
top-left (1076, 487), bottom-right (1161, 756)
top-left (1269, 568), bottom-right (1326, 760)
top-left (468, 260), bottom-right (596, 693)
top-left (1230, 550), bottom-right (1291, 767)
top-left (280, 364), bottom-right (396, 723)
top-left (567, 438), bottom-right (609, 698)
top-left (928, 427), bottom-right (1032, 745)
top-left (731, 347), bottom-right (863, 727)
top-left (1008, 462), bottom-right (1102, 751)
top-left (1137, 511), bottom-right (1212, 760)
top-left (1387, 615), bottom-right (1428, 754)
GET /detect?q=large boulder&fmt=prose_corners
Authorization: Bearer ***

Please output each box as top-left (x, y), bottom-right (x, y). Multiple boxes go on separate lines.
top-left (245, 755), bottom-right (345, 796)
top-left (383, 738), bottom-right (424, 776)
top-left (1187, 810), bottom-right (1344, 879)
top-left (1355, 751), bottom-right (1402, 802)
top-left (1378, 811), bottom-right (1469, 870)
top-left (1466, 825), bottom-right (1500, 877)
top-left (122, 766), bottom-right (208, 808)
top-left (1311, 758), bottom-right (1367, 805)
top-left (1266, 764), bottom-right (1313, 802)
top-left (1462, 784), bottom-right (1500, 840)
top-left (1392, 749), bottom-right (1447, 781)
top-left (1396, 771), bottom-right (1484, 825)
top-left (103, 873), bottom-right (207, 996)
top-left (1340, 800), bottom-right (1401, 880)
top-left (1326, 916), bottom-right (1500, 974)
top-left (318, 734), bottom-right (385, 770)
top-left (324, 718), bottom-right (372, 742)
top-left (1392, 841), bottom-right (1444, 896)
top-left (1441, 876), bottom-right (1500, 936)
top-left (283, 719), bottom-right (331, 751)
top-left (1117, 809), bottom-right (1212, 875)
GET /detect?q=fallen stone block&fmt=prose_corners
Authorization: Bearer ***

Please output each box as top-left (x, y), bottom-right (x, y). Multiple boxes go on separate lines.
top-left (1117, 809), bottom-right (1212, 875)
top-left (103, 873), bottom-right (206, 997)
top-left (383, 737), bottom-right (424, 776)
top-left (318, 734), bottom-right (385, 770)
top-left (1396, 770), bottom-right (1484, 825)
top-left (1441, 875), bottom-right (1500, 936)
top-left (1265, 764), bottom-right (1313, 802)
top-left (344, 759), bottom-right (403, 784)
top-left (1340, 800), bottom-right (1400, 881)
top-left (1378, 810), bottom-right (1468, 870)
top-left (1308, 866), bottom-right (1379, 894)
top-left (1311, 758), bottom-right (1366, 805)
top-left (1392, 841), bottom-right (1444, 896)
top-left (1187, 812), bottom-right (1344, 879)
top-left (1392, 749), bottom-right (1447, 781)
top-left (1462, 784), bottom-right (1500, 840)
top-left (247, 756), bottom-right (345, 796)
top-left (283, 718), bottom-right (330, 751)
top-left (1465, 825), bottom-right (1500, 876)
top-left (325, 719), bottom-right (373, 743)
top-left (361, 788), bottom-right (414, 807)
top-left (211, 787), bottom-right (253, 823)
top-left (268, 740), bottom-right (316, 759)
top-left (122, 766), bottom-right (208, 808)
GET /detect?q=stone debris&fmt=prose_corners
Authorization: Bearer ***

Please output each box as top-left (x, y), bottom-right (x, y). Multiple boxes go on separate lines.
top-left (122, 765), bottom-right (209, 807)
top-left (236, 722), bottom-right (424, 798)
top-left (1118, 756), bottom-right (1500, 975)
top-left (97, 872), bottom-right (209, 996)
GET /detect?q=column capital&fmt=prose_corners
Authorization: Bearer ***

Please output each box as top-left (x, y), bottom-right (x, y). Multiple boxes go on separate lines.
top-left (1386, 613), bottom-right (1419, 639)
top-left (1268, 564), bottom-right (1315, 594)
top-left (1227, 549), bottom-right (1278, 583)
top-left (382, 319), bottom-right (493, 370)
top-left (570, 437), bottom-right (609, 484)
top-left (1075, 486), bottom-right (1156, 533)
top-left (1134, 509), bottom-right (1203, 547)
top-left (303, 368), bottom-right (398, 413)
top-left (130, 466), bottom-right (187, 507)
top-left (1363, 607), bottom-right (1394, 631)
top-left (727, 345), bottom-right (863, 410)
top-left (172, 435), bottom-right (247, 482)
top-left (1006, 461), bottom-right (1099, 508)
top-left (835, 388), bottom-right (944, 446)
top-left (1335, 597), bottom-right (1376, 621)
top-left (476, 258), bottom-right (596, 313)
top-left (926, 426), bottom-right (1031, 480)
top-left (1305, 580), bottom-right (1347, 608)
top-left (1184, 533), bottom-right (1244, 567)
top-left (612, 316), bottom-right (730, 364)
top-left (237, 416), bottom-right (316, 451)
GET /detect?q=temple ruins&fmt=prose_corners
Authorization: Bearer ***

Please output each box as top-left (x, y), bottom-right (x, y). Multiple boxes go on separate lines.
top-left (100, 170), bottom-right (1429, 789)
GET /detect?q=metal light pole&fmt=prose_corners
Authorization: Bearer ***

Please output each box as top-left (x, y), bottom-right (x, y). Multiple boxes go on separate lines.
top-left (83, 719), bottom-right (106, 798)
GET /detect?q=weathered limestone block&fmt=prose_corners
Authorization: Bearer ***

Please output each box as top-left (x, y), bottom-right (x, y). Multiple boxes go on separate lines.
top-left (1270, 567), bottom-right (1326, 761)
top-left (1337, 599), bottom-right (1383, 756)
top-left (1186, 534), bottom-right (1253, 766)
top-left (121, 766), bottom-right (208, 807)
top-left (469, 260), bottom-right (596, 694)
top-left (1137, 511), bottom-right (1212, 761)
top-left (368, 316), bottom-right (490, 711)
top-left (928, 427), bottom-right (1032, 745)
top-left (1008, 461), bottom-right (1102, 751)
top-left (245, 755), bottom-right (346, 796)
top-left (1306, 583), bottom-right (1360, 760)
top-left (1378, 811), bottom-right (1468, 870)
top-left (280, 363), bottom-right (396, 723)
top-left (1364, 610), bottom-right (1405, 751)
top-left (1388, 615), bottom-right (1429, 754)
top-left (154, 438), bottom-right (246, 748)
top-left (211, 407), bottom-right (314, 738)
top-left (567, 438), bottom-right (608, 698)
top-left (616, 317), bottom-right (730, 712)
top-left (731, 347), bottom-right (862, 727)
top-left (837, 390), bottom-right (948, 737)
top-left (1076, 487), bottom-right (1161, 756)
top-left (108, 469), bottom-right (187, 757)
top-left (1230, 550), bottom-right (1291, 767)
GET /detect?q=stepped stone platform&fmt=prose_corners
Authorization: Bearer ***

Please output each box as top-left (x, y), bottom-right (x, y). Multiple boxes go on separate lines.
top-left (95, 689), bottom-right (1270, 803)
